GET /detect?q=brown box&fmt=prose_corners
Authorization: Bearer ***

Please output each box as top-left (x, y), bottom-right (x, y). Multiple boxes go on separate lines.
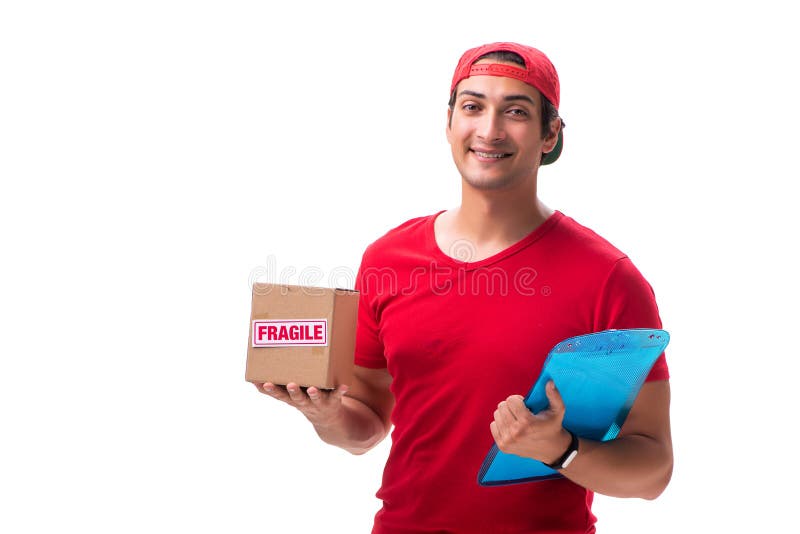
top-left (245, 283), bottom-right (359, 389)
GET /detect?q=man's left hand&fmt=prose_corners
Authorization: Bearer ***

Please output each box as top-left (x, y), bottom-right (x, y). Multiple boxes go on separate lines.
top-left (490, 380), bottom-right (573, 465)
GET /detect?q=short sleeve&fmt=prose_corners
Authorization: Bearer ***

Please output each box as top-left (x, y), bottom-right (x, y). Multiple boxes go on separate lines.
top-left (594, 257), bottom-right (670, 381)
top-left (354, 257), bottom-right (387, 369)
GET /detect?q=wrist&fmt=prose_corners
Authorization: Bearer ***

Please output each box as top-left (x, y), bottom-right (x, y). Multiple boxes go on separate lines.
top-left (544, 429), bottom-right (579, 470)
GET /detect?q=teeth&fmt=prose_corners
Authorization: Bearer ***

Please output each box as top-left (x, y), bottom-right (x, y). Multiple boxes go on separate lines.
top-left (474, 151), bottom-right (509, 158)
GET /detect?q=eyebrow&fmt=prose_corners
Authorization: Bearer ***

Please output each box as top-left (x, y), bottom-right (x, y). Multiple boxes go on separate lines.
top-left (457, 90), bottom-right (537, 106)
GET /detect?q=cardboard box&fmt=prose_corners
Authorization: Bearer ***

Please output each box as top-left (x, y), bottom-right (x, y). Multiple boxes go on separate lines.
top-left (245, 283), bottom-right (359, 389)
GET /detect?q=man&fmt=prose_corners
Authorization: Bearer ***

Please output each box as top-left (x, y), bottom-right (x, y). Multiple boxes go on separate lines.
top-left (256, 42), bottom-right (672, 533)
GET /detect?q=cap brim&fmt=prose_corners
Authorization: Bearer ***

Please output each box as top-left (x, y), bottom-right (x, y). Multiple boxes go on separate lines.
top-left (541, 129), bottom-right (563, 166)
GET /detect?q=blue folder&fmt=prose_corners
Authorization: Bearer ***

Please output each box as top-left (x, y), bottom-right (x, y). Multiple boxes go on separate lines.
top-left (477, 328), bottom-right (670, 486)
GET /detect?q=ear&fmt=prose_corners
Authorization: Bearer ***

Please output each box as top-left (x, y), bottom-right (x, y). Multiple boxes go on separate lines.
top-left (542, 118), bottom-right (562, 154)
top-left (445, 107), bottom-right (453, 144)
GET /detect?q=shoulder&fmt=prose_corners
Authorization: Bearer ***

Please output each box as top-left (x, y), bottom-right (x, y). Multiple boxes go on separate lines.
top-left (360, 212), bottom-right (438, 264)
top-left (546, 212), bottom-right (654, 291)
top-left (550, 214), bottom-right (663, 331)
top-left (555, 214), bottom-right (658, 303)
top-left (551, 212), bottom-right (629, 264)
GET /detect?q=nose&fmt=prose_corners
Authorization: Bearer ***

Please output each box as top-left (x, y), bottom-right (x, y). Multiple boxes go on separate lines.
top-left (476, 111), bottom-right (505, 143)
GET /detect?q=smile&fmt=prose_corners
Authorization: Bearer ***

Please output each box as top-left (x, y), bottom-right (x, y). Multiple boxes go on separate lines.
top-left (471, 150), bottom-right (511, 159)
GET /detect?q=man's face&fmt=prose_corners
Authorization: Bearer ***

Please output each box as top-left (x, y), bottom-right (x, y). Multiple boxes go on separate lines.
top-left (446, 64), bottom-right (559, 191)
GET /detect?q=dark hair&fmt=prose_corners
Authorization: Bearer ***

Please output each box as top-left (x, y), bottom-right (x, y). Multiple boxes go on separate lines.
top-left (448, 50), bottom-right (563, 139)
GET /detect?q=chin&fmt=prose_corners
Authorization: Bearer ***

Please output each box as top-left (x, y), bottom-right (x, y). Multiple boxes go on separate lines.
top-left (462, 173), bottom-right (520, 191)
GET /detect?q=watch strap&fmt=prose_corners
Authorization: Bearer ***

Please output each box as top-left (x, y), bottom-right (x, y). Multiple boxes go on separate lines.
top-left (544, 430), bottom-right (579, 470)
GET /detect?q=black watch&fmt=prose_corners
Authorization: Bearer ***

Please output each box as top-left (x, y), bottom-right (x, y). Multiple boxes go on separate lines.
top-left (544, 430), bottom-right (579, 470)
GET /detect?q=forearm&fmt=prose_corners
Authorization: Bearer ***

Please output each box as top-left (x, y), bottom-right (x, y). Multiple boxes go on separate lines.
top-left (312, 396), bottom-right (389, 455)
top-left (492, 381), bottom-right (673, 499)
top-left (561, 433), bottom-right (673, 499)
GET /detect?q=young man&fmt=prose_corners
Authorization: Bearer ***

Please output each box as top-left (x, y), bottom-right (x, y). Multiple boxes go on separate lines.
top-left (256, 42), bottom-right (672, 533)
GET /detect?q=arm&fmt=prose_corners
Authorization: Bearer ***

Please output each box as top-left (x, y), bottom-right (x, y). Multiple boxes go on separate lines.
top-left (254, 364), bottom-right (394, 455)
top-left (491, 379), bottom-right (672, 499)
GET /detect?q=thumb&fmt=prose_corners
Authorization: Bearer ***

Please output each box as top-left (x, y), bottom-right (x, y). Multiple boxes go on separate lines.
top-left (545, 380), bottom-right (565, 415)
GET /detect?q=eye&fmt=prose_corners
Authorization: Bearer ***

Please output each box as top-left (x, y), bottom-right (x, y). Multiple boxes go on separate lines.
top-left (461, 102), bottom-right (480, 112)
top-left (507, 108), bottom-right (529, 118)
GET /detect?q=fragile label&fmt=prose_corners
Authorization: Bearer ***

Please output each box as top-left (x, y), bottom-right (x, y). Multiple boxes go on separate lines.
top-left (252, 319), bottom-right (328, 347)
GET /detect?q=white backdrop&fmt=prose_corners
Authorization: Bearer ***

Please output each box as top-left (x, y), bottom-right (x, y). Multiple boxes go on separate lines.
top-left (2, 1), bottom-right (798, 532)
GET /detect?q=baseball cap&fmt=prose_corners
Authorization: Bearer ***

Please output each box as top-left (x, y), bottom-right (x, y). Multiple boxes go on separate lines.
top-left (450, 42), bottom-right (563, 165)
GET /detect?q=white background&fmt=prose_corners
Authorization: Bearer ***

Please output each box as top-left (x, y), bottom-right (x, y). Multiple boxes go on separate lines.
top-left (1, 1), bottom-right (798, 532)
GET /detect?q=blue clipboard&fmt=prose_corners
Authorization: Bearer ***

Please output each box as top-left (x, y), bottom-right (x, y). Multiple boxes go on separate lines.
top-left (477, 328), bottom-right (670, 486)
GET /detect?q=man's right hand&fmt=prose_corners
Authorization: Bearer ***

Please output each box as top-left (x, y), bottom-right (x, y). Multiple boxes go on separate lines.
top-left (254, 382), bottom-right (349, 428)
top-left (252, 366), bottom-right (394, 455)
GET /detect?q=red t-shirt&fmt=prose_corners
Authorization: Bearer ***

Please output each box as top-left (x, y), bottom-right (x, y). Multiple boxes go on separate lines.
top-left (355, 211), bottom-right (669, 534)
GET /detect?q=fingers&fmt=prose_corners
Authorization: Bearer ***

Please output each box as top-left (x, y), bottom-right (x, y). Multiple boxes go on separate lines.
top-left (258, 382), bottom-right (348, 409)
top-left (286, 383), bottom-right (309, 406)
top-left (494, 401), bottom-right (515, 423)
top-left (492, 397), bottom-right (519, 441)
top-left (308, 384), bottom-right (348, 404)
top-left (505, 395), bottom-right (533, 421)
top-left (307, 386), bottom-right (322, 403)
top-left (491, 388), bottom-right (570, 458)
top-left (545, 381), bottom-right (565, 415)
top-left (257, 382), bottom-right (349, 428)
top-left (489, 420), bottom-right (501, 443)
top-left (256, 382), bottom-right (306, 406)
top-left (256, 382), bottom-right (291, 402)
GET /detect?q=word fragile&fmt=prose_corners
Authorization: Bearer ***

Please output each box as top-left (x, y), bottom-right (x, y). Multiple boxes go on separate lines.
top-left (251, 319), bottom-right (328, 347)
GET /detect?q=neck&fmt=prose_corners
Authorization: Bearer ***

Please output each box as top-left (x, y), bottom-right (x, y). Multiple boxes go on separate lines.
top-left (452, 177), bottom-right (552, 245)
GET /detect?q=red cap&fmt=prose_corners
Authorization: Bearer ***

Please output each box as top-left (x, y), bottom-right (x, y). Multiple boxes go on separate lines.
top-left (450, 42), bottom-right (563, 164)
top-left (450, 42), bottom-right (560, 108)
